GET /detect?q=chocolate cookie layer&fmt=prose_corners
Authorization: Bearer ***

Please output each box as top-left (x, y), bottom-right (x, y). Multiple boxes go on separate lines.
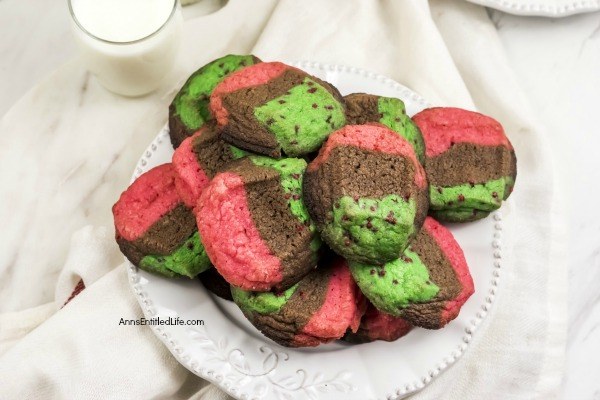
top-left (232, 257), bottom-right (364, 347)
top-left (303, 124), bottom-right (428, 264)
top-left (211, 62), bottom-right (346, 157)
top-left (245, 267), bottom-right (331, 346)
top-left (344, 93), bottom-right (425, 162)
top-left (230, 157), bottom-right (321, 289)
top-left (350, 217), bottom-right (474, 329)
top-left (172, 123), bottom-right (248, 208)
top-left (116, 204), bottom-right (196, 265)
top-left (426, 143), bottom-right (516, 187)
top-left (191, 123), bottom-right (248, 177)
top-left (113, 164), bottom-right (212, 278)
top-left (199, 268), bottom-right (233, 301)
top-left (197, 156), bottom-right (321, 291)
top-left (169, 54), bottom-right (261, 148)
top-left (413, 107), bottom-right (517, 222)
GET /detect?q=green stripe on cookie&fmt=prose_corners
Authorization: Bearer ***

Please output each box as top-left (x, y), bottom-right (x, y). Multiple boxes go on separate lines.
top-left (322, 195), bottom-right (417, 263)
top-left (140, 231), bottom-right (212, 278)
top-left (231, 284), bottom-right (298, 315)
top-left (430, 176), bottom-right (511, 213)
top-left (253, 78), bottom-right (345, 157)
top-left (349, 250), bottom-right (439, 316)
top-left (175, 55), bottom-right (257, 130)
top-left (378, 97), bottom-right (425, 162)
top-left (137, 259), bottom-right (182, 278)
top-left (229, 145), bottom-right (249, 159)
top-left (250, 156), bottom-right (322, 253)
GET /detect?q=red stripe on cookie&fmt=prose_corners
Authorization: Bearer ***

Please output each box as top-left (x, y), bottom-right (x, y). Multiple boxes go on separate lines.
top-left (172, 129), bottom-right (211, 208)
top-left (422, 217), bottom-right (474, 323)
top-left (293, 258), bottom-right (364, 346)
top-left (197, 172), bottom-right (283, 291)
top-left (308, 124), bottom-right (426, 187)
top-left (113, 163), bottom-right (181, 241)
top-left (413, 107), bottom-right (512, 158)
top-left (210, 62), bottom-right (290, 128)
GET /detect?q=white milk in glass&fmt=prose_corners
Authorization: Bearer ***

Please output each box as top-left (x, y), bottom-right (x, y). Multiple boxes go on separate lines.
top-left (70, 0), bottom-right (182, 96)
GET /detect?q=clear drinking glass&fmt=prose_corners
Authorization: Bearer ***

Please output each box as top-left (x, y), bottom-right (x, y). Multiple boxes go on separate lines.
top-left (68, 0), bottom-right (183, 97)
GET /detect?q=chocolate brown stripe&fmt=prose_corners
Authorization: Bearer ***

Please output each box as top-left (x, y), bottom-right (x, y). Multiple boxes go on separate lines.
top-left (280, 266), bottom-right (332, 328)
top-left (191, 123), bottom-right (238, 178)
top-left (343, 330), bottom-right (371, 344)
top-left (344, 93), bottom-right (382, 125)
top-left (426, 143), bottom-right (515, 187)
top-left (220, 69), bottom-right (306, 157)
top-left (399, 228), bottom-right (462, 329)
top-left (304, 145), bottom-right (426, 227)
top-left (314, 76), bottom-right (345, 105)
top-left (252, 313), bottom-right (298, 346)
top-left (415, 191), bottom-right (429, 236)
top-left (226, 158), bottom-right (317, 290)
top-left (168, 103), bottom-right (193, 149)
top-left (251, 267), bottom-right (333, 346)
top-left (116, 204), bottom-right (197, 265)
top-left (509, 149), bottom-right (517, 180)
top-left (199, 268), bottom-right (233, 301)
top-left (220, 69), bottom-right (343, 157)
top-left (303, 161), bottom-right (334, 227)
top-left (169, 55), bottom-right (262, 149)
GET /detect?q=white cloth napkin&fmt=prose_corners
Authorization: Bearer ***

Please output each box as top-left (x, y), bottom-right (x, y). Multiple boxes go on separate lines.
top-left (0, 0), bottom-right (566, 398)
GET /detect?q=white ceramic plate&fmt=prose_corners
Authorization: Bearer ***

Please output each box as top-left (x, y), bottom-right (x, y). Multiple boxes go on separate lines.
top-left (127, 62), bottom-right (513, 400)
top-left (466, 0), bottom-right (600, 16)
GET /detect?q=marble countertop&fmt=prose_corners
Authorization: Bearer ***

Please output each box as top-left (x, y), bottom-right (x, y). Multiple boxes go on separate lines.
top-left (1, 1), bottom-right (598, 398)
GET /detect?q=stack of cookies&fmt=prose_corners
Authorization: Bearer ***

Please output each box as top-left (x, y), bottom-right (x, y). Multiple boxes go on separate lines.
top-left (113, 55), bottom-right (517, 347)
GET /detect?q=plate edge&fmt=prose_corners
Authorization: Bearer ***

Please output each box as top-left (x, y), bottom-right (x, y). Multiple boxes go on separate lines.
top-left (469, 0), bottom-right (600, 16)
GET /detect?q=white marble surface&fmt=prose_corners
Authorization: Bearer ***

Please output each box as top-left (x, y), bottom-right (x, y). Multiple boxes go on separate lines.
top-left (0, 1), bottom-right (598, 399)
top-left (488, 9), bottom-right (600, 400)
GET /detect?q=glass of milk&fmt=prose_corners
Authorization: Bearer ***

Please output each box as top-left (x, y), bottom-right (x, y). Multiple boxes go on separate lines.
top-left (68, 0), bottom-right (183, 97)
